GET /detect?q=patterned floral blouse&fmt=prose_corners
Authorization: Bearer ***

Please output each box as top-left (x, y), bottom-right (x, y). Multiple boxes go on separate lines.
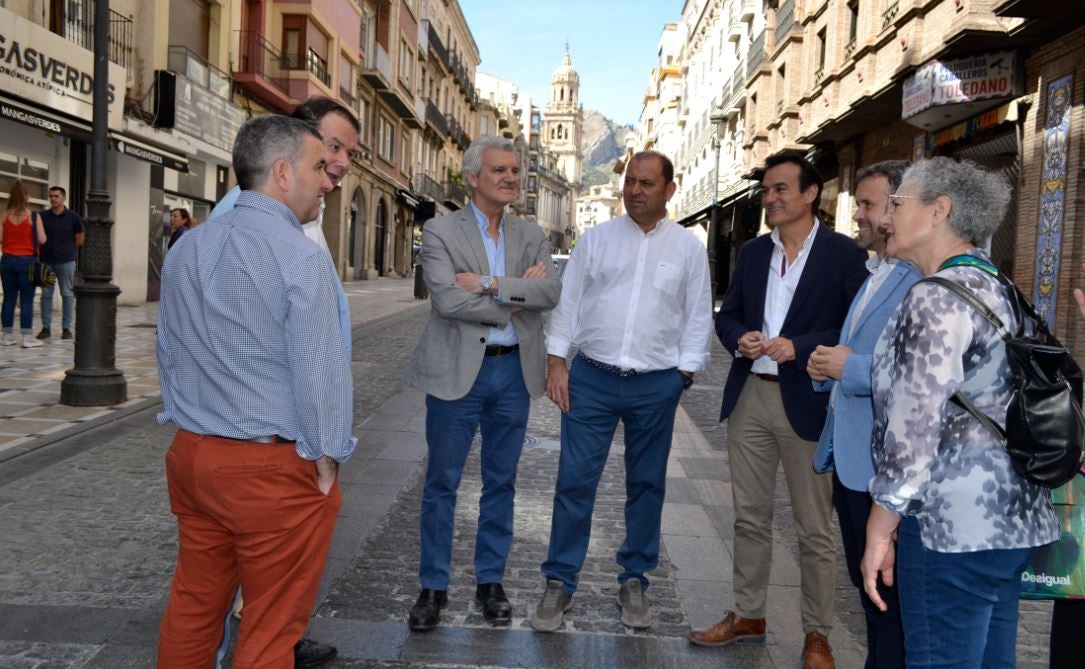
top-left (869, 249), bottom-right (1058, 553)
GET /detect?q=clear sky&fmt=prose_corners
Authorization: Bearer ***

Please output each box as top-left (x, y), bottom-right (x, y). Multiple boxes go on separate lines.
top-left (460, 1), bottom-right (680, 127)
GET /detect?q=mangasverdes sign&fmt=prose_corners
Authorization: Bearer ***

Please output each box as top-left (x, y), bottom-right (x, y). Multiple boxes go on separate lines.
top-left (902, 51), bottom-right (1017, 120)
top-left (0, 6), bottom-right (124, 130)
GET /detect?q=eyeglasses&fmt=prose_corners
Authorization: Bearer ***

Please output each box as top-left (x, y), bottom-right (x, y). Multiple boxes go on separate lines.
top-left (886, 194), bottom-right (926, 212)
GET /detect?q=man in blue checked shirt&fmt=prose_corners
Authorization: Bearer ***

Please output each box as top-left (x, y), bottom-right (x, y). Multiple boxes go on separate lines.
top-left (156, 115), bottom-right (355, 669)
top-left (207, 96), bottom-right (359, 669)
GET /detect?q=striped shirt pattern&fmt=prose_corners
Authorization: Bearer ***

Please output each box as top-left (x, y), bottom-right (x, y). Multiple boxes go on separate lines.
top-left (157, 191), bottom-right (356, 463)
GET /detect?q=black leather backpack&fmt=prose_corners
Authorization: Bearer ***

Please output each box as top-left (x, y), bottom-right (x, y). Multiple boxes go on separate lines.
top-left (923, 273), bottom-right (1085, 488)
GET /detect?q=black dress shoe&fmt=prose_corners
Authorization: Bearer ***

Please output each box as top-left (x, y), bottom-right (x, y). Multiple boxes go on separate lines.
top-left (476, 582), bottom-right (512, 624)
top-left (408, 588), bottom-right (448, 631)
top-left (294, 637), bottom-right (337, 668)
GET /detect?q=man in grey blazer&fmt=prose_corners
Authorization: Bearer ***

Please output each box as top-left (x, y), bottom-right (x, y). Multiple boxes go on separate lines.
top-left (405, 135), bottom-right (561, 631)
top-left (807, 160), bottom-right (918, 669)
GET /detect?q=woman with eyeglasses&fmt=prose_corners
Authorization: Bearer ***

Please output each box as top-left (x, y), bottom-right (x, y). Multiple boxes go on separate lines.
top-left (859, 157), bottom-right (1057, 667)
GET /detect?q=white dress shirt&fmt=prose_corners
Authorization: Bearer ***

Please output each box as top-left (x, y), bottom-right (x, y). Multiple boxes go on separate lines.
top-left (751, 221), bottom-right (820, 375)
top-left (546, 214), bottom-right (712, 372)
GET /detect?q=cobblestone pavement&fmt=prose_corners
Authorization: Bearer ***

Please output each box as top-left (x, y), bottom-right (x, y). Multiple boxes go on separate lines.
top-left (0, 288), bottom-right (1055, 668)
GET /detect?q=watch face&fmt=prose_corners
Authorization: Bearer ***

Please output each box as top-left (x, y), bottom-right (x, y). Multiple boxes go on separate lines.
top-left (481, 276), bottom-right (493, 290)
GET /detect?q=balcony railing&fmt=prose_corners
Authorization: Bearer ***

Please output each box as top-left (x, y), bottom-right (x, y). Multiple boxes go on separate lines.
top-left (747, 31), bottom-right (765, 78)
top-left (776, 0), bottom-right (796, 38)
top-left (339, 84), bottom-right (356, 107)
top-left (883, 1), bottom-right (900, 29)
top-left (168, 46), bottom-right (231, 99)
top-left (63, 4), bottom-right (134, 78)
top-left (427, 22), bottom-right (450, 70)
top-left (444, 180), bottom-right (467, 207)
top-left (844, 38), bottom-right (857, 60)
top-left (425, 98), bottom-right (449, 136)
top-left (415, 172), bottom-right (444, 202)
top-left (361, 43), bottom-right (392, 88)
top-left (306, 49), bottom-right (331, 87)
top-left (417, 19), bottom-right (429, 60)
top-left (236, 31), bottom-right (289, 95)
top-left (732, 61), bottom-right (745, 97)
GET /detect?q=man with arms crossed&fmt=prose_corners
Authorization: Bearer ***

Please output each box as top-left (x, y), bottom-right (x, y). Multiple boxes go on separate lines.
top-left (808, 161), bottom-right (918, 669)
top-left (531, 151), bottom-right (712, 631)
top-left (690, 150), bottom-right (867, 669)
top-left (405, 135), bottom-right (560, 631)
top-left (156, 115), bottom-right (355, 668)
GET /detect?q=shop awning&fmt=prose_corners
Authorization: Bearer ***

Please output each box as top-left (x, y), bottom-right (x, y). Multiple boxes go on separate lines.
top-left (0, 94), bottom-right (92, 140)
top-left (108, 132), bottom-right (189, 173)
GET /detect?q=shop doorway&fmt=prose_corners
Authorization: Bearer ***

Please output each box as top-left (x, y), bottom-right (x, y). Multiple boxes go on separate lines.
top-left (350, 187), bottom-right (366, 279)
top-left (375, 198), bottom-right (388, 277)
top-left (949, 131), bottom-right (1018, 276)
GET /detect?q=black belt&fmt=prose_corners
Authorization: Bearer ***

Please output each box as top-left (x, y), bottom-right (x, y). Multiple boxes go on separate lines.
top-left (216, 434), bottom-right (292, 444)
top-left (485, 344), bottom-right (519, 356)
top-left (753, 373), bottom-right (780, 383)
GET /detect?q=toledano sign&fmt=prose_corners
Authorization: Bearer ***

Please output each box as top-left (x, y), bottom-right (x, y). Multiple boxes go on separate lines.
top-left (0, 6), bottom-right (124, 130)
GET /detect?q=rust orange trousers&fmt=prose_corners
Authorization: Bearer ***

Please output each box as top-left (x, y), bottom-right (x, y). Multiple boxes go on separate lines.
top-left (157, 429), bottom-right (341, 669)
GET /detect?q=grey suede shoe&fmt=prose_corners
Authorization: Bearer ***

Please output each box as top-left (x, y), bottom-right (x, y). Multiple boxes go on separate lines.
top-left (530, 580), bottom-right (572, 632)
top-left (617, 579), bottom-right (651, 628)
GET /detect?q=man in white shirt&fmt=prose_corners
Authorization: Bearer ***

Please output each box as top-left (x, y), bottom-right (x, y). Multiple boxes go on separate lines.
top-left (692, 151), bottom-right (867, 669)
top-left (530, 151), bottom-right (712, 632)
top-left (807, 161), bottom-right (917, 669)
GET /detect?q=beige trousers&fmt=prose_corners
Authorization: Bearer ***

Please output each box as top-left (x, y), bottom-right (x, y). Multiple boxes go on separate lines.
top-left (728, 375), bottom-right (836, 634)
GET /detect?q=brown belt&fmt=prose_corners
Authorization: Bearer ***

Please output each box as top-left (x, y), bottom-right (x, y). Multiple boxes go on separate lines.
top-left (753, 373), bottom-right (780, 383)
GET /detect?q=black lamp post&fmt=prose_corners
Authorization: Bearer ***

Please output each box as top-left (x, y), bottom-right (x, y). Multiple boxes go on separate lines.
top-left (708, 108), bottom-right (727, 304)
top-left (61, 0), bottom-right (127, 406)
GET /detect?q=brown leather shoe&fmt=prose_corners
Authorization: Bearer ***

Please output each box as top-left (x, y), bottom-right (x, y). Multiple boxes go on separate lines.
top-left (802, 631), bottom-right (835, 669)
top-left (687, 610), bottom-right (766, 647)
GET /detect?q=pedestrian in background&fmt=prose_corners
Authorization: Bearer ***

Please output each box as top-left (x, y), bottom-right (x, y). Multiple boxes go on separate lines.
top-left (156, 115), bottom-right (355, 668)
top-left (167, 207), bottom-right (192, 250)
top-left (692, 150), bottom-right (867, 669)
top-left (531, 151), bottom-right (712, 632)
top-left (861, 157), bottom-right (1057, 667)
top-left (405, 135), bottom-right (560, 631)
top-left (37, 186), bottom-right (84, 340)
top-left (808, 160), bottom-right (917, 669)
top-left (1, 179), bottom-right (47, 349)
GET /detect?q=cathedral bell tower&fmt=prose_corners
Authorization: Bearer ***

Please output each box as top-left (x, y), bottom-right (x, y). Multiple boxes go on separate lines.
top-left (542, 47), bottom-right (583, 187)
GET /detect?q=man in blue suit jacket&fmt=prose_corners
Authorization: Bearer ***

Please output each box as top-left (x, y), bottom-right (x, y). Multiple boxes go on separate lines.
top-left (807, 161), bottom-right (918, 669)
top-left (689, 151), bottom-right (867, 669)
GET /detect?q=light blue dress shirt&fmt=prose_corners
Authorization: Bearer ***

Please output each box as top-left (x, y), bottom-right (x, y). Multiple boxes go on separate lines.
top-left (157, 191), bottom-right (357, 463)
top-left (469, 202), bottom-right (517, 346)
top-left (211, 185), bottom-right (352, 355)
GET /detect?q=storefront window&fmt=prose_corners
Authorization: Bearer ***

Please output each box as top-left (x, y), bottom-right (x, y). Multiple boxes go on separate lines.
top-left (0, 151), bottom-right (50, 208)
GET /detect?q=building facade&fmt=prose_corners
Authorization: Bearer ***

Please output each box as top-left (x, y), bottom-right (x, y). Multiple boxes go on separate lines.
top-left (635, 0), bottom-right (1085, 358)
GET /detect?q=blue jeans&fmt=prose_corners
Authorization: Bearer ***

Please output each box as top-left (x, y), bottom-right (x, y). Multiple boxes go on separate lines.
top-left (40, 260), bottom-right (76, 331)
top-left (0, 255), bottom-right (36, 333)
top-left (419, 351), bottom-right (530, 590)
top-left (541, 356), bottom-right (685, 593)
top-left (897, 516), bottom-right (1035, 669)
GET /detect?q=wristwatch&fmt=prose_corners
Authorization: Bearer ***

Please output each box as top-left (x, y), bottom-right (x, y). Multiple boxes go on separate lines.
top-left (480, 275), bottom-right (494, 293)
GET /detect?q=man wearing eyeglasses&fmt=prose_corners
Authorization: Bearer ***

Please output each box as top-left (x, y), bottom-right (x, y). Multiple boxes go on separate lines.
top-left (689, 150), bottom-right (866, 669)
top-left (805, 161), bottom-right (918, 669)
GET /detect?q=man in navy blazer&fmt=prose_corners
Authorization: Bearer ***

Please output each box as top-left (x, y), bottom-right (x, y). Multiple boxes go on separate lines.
top-left (689, 151), bottom-right (866, 669)
top-left (808, 161), bottom-right (918, 669)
